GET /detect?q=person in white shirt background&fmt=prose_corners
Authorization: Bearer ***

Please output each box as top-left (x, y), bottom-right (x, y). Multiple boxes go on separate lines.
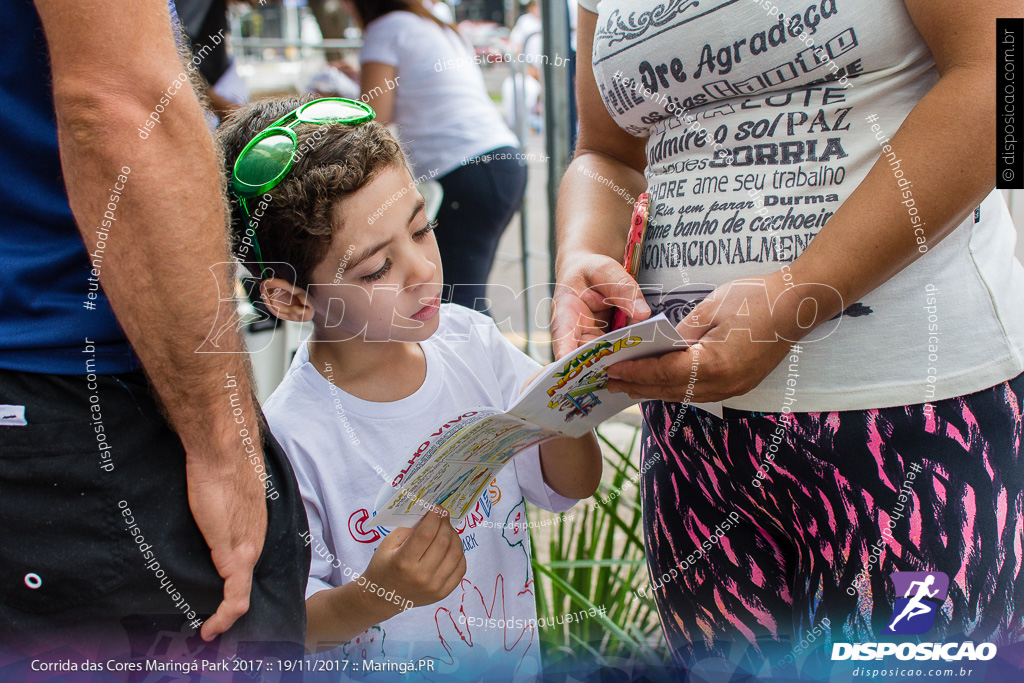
top-left (507, 0), bottom-right (580, 145)
top-left (344, 0), bottom-right (529, 314)
top-left (508, 0), bottom-right (541, 52)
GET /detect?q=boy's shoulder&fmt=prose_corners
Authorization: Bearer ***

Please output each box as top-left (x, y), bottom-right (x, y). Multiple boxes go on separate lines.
top-left (263, 344), bottom-right (321, 421)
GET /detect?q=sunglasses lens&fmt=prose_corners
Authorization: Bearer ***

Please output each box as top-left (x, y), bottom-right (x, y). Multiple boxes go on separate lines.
top-left (297, 98), bottom-right (375, 125)
top-left (232, 131), bottom-right (295, 196)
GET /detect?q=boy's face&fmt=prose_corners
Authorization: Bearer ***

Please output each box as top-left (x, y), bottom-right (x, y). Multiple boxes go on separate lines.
top-left (305, 165), bottom-right (444, 342)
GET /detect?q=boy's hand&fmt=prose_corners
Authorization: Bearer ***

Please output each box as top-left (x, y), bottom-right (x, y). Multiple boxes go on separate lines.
top-left (361, 508), bottom-right (466, 613)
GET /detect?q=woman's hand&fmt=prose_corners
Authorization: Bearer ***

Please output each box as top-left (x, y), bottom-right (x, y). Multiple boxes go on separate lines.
top-left (551, 251), bottom-right (651, 359)
top-left (605, 271), bottom-right (842, 403)
top-left (550, 6), bottom-right (650, 359)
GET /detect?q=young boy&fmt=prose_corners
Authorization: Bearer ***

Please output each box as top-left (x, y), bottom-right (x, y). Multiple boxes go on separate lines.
top-left (218, 96), bottom-right (602, 679)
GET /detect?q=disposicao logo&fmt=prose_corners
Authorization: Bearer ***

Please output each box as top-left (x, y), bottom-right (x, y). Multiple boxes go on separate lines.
top-left (832, 571), bottom-right (997, 662)
top-left (883, 571), bottom-right (949, 635)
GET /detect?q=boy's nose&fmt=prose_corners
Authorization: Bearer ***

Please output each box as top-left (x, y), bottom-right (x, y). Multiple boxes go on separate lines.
top-left (409, 254), bottom-right (437, 286)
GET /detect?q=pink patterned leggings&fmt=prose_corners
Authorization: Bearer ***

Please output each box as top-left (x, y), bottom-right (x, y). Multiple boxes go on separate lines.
top-left (639, 372), bottom-right (1024, 672)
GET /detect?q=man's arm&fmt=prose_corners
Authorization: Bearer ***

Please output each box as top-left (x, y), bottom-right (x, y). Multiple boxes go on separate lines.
top-left (34, 0), bottom-right (267, 641)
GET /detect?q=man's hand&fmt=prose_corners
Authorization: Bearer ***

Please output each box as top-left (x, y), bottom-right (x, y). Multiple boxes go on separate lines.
top-left (186, 444), bottom-right (267, 641)
top-left (551, 252), bottom-right (651, 359)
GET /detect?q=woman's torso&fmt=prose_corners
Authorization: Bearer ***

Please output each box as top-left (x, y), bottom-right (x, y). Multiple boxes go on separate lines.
top-left (361, 11), bottom-right (520, 178)
top-left (582, 0), bottom-right (1024, 412)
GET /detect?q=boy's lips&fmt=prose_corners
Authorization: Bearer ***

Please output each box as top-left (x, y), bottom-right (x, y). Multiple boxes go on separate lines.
top-left (410, 295), bottom-right (441, 322)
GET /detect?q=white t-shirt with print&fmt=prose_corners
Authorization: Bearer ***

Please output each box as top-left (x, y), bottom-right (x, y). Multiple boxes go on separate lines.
top-left (578, 0), bottom-right (1024, 412)
top-left (361, 11), bottom-right (520, 179)
top-left (264, 304), bottom-right (577, 680)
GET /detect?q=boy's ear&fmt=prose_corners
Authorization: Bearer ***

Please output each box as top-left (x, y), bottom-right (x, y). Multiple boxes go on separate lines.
top-left (261, 277), bottom-right (315, 323)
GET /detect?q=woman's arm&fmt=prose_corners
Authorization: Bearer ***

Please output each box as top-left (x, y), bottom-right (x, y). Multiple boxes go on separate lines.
top-left (360, 61), bottom-right (398, 124)
top-left (551, 7), bottom-right (652, 359)
top-left (607, 0), bottom-right (1015, 403)
top-left (790, 0), bottom-right (1004, 306)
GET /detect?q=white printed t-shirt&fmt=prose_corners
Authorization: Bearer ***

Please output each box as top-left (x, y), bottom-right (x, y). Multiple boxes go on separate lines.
top-left (578, 0), bottom-right (1024, 412)
top-left (264, 304), bottom-right (577, 680)
top-left (361, 11), bottom-right (520, 179)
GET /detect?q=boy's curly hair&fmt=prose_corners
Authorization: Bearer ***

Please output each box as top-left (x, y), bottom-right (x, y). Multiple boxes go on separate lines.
top-left (217, 94), bottom-right (407, 289)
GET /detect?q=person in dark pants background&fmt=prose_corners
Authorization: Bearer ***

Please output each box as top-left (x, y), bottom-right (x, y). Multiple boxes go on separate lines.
top-left (346, 0), bottom-right (528, 312)
top-left (432, 150), bottom-right (529, 313)
top-left (0, 0), bottom-right (308, 667)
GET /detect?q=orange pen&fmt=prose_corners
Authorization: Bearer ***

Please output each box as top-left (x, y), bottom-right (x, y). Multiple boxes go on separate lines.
top-left (611, 192), bottom-right (650, 331)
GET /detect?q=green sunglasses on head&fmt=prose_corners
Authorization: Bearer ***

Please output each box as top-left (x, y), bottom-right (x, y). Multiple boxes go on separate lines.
top-left (229, 97), bottom-right (376, 277)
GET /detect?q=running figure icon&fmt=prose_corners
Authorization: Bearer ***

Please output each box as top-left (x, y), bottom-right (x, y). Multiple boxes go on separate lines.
top-left (888, 575), bottom-right (940, 630)
top-left (883, 571), bottom-right (950, 635)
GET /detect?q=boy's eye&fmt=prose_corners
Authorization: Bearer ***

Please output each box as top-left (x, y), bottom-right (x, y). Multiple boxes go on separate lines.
top-left (413, 219), bottom-right (438, 240)
top-left (362, 259), bottom-right (391, 282)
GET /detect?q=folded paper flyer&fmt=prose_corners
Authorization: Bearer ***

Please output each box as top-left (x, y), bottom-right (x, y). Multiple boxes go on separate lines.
top-left (372, 314), bottom-right (688, 527)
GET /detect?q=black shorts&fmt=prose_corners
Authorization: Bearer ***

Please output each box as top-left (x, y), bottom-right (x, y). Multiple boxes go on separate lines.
top-left (0, 368), bottom-right (310, 665)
